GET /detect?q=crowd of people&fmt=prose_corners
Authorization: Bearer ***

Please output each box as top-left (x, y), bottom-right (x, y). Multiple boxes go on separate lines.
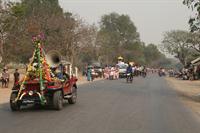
top-left (103, 65), bottom-right (148, 79)
top-left (103, 66), bottom-right (119, 80)
top-left (84, 63), bottom-right (151, 82)
top-left (84, 64), bottom-right (200, 82)
top-left (0, 68), bottom-right (20, 88)
top-left (169, 66), bottom-right (200, 81)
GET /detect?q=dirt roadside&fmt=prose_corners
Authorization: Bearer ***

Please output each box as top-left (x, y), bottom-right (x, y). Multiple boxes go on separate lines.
top-left (166, 77), bottom-right (200, 116)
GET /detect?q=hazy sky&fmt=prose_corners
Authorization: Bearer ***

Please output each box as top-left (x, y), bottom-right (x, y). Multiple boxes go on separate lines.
top-left (58, 0), bottom-right (191, 45)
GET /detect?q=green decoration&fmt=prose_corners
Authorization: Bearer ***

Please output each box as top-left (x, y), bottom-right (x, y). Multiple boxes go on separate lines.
top-left (36, 43), bottom-right (46, 105)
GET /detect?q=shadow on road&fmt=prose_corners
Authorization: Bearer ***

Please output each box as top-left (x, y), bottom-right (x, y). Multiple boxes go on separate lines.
top-left (0, 100), bottom-right (75, 113)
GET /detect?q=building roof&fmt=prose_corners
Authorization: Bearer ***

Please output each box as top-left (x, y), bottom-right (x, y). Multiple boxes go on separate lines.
top-left (191, 57), bottom-right (200, 65)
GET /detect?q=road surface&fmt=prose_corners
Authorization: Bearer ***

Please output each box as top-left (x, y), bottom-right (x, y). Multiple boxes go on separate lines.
top-left (0, 74), bottom-right (200, 133)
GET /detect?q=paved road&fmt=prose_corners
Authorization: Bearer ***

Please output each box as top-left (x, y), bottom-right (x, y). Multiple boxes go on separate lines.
top-left (1, 75), bottom-right (200, 133)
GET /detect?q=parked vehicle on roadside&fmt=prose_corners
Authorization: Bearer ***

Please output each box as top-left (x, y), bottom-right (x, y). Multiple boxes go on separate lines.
top-left (94, 66), bottom-right (103, 78)
top-left (91, 62), bottom-right (103, 78)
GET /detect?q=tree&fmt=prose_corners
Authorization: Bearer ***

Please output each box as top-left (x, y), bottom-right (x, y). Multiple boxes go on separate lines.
top-left (97, 12), bottom-right (141, 64)
top-left (0, 1), bottom-right (13, 62)
top-left (161, 30), bottom-right (197, 65)
top-left (77, 24), bottom-right (98, 65)
top-left (186, 32), bottom-right (200, 53)
top-left (1, 1), bottom-right (172, 68)
top-left (0, 0), bottom-right (99, 69)
top-left (3, 0), bottom-right (65, 63)
top-left (144, 44), bottom-right (162, 65)
top-left (183, 0), bottom-right (200, 32)
top-left (0, 1), bottom-right (5, 60)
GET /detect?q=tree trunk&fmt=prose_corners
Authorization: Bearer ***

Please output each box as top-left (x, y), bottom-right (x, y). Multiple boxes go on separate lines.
top-left (0, 34), bottom-right (4, 62)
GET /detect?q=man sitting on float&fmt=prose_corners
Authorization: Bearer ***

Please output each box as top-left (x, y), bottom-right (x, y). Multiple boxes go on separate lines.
top-left (54, 64), bottom-right (70, 82)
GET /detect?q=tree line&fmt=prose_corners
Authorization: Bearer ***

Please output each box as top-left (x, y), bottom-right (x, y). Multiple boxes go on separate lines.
top-left (160, 0), bottom-right (200, 67)
top-left (0, 0), bottom-right (170, 69)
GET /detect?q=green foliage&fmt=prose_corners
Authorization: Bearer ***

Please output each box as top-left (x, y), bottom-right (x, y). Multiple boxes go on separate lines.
top-left (97, 12), bottom-right (166, 66)
top-left (11, 3), bottom-right (26, 17)
top-left (161, 30), bottom-right (200, 66)
top-left (0, 0), bottom-right (100, 69)
top-left (144, 44), bottom-right (162, 65)
top-left (183, 0), bottom-right (200, 32)
top-left (0, 1), bottom-right (69, 63)
top-left (99, 12), bottom-right (139, 47)
top-left (97, 12), bottom-right (141, 64)
top-left (0, 2), bottom-right (170, 68)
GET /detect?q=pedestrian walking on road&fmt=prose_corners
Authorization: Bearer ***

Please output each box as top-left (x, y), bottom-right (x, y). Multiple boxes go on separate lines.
top-left (1, 68), bottom-right (9, 88)
top-left (103, 66), bottom-right (109, 79)
top-left (14, 69), bottom-right (20, 86)
top-left (87, 66), bottom-right (92, 81)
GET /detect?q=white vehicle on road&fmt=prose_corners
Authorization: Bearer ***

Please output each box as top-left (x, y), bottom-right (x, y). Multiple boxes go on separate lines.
top-left (116, 62), bottom-right (128, 78)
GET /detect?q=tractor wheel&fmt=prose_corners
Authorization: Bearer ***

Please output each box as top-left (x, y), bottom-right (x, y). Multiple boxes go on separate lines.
top-left (53, 91), bottom-right (63, 110)
top-left (68, 86), bottom-right (77, 104)
top-left (10, 92), bottom-right (20, 111)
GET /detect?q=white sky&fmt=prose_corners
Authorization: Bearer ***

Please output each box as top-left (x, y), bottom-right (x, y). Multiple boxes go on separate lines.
top-left (58, 0), bottom-right (191, 45)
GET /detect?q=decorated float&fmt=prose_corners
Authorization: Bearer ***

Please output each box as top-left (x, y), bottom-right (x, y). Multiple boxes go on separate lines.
top-left (10, 34), bottom-right (78, 111)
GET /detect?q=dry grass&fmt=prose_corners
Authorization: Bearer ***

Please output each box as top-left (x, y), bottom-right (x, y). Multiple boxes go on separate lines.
top-left (166, 77), bottom-right (200, 116)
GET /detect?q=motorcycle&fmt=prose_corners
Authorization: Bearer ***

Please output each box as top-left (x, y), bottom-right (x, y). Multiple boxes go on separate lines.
top-left (142, 71), bottom-right (147, 78)
top-left (126, 73), bottom-right (133, 83)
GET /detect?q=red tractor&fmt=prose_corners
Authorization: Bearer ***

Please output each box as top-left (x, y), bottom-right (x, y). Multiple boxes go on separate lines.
top-left (10, 75), bottom-right (77, 111)
top-left (10, 35), bottom-right (78, 111)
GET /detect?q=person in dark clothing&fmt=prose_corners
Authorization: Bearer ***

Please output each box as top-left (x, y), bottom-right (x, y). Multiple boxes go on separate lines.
top-left (14, 69), bottom-right (20, 85)
top-left (126, 64), bottom-right (133, 74)
top-left (1, 69), bottom-right (6, 87)
top-left (2, 68), bottom-right (10, 88)
top-left (63, 66), bottom-right (70, 81)
top-left (126, 64), bottom-right (133, 82)
top-left (56, 64), bottom-right (64, 79)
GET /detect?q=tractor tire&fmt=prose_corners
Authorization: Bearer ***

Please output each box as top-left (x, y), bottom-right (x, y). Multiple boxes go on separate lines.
top-left (68, 86), bottom-right (77, 104)
top-left (53, 91), bottom-right (63, 110)
top-left (10, 92), bottom-right (20, 111)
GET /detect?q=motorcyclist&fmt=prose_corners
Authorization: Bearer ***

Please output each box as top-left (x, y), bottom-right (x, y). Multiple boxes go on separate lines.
top-left (142, 66), bottom-right (147, 78)
top-left (126, 64), bottom-right (132, 73)
top-left (126, 64), bottom-right (133, 82)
